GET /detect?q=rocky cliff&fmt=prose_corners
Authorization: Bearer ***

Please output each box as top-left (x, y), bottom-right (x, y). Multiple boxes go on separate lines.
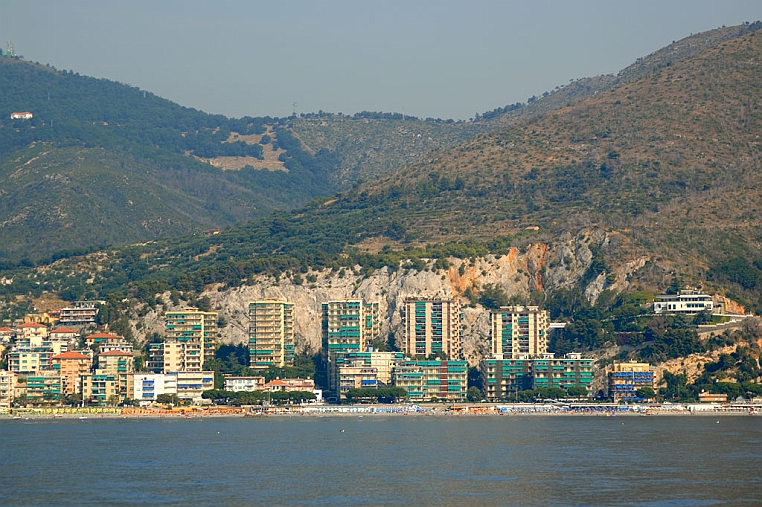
top-left (135, 228), bottom-right (649, 365)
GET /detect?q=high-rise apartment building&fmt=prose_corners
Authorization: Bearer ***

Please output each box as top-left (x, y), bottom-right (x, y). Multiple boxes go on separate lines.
top-left (489, 305), bottom-right (549, 359)
top-left (162, 308), bottom-right (217, 373)
top-left (248, 300), bottom-right (295, 370)
top-left (402, 298), bottom-right (462, 359)
top-left (322, 300), bottom-right (380, 395)
top-left (322, 300), bottom-right (379, 355)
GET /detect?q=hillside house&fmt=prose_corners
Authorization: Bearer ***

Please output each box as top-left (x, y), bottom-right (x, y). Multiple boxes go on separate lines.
top-left (10, 111), bottom-right (33, 120)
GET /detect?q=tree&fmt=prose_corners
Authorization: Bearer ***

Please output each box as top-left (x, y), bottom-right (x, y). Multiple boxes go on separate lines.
top-left (566, 385), bottom-right (589, 399)
top-left (467, 386), bottom-right (483, 402)
top-left (156, 393), bottom-right (180, 405)
top-left (478, 284), bottom-right (509, 310)
top-left (635, 386), bottom-right (656, 400)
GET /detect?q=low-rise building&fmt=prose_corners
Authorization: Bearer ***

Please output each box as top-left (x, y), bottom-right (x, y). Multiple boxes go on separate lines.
top-left (128, 373), bottom-right (178, 403)
top-left (392, 360), bottom-right (468, 402)
top-left (224, 376), bottom-right (266, 392)
top-left (16, 322), bottom-right (48, 341)
top-left (698, 391), bottom-right (728, 403)
top-left (58, 302), bottom-right (100, 327)
top-left (608, 362), bottom-right (654, 402)
top-left (174, 371), bottom-right (215, 401)
top-left (653, 290), bottom-right (714, 315)
top-left (263, 377), bottom-right (315, 392)
top-left (481, 353), bottom-right (594, 400)
top-left (339, 363), bottom-right (379, 396)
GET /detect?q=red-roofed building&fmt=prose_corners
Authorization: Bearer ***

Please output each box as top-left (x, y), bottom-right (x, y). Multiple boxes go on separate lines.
top-left (52, 351), bottom-right (92, 395)
top-left (0, 326), bottom-right (14, 344)
top-left (17, 322), bottom-right (48, 340)
top-left (264, 378), bottom-right (315, 392)
top-left (85, 333), bottom-right (131, 352)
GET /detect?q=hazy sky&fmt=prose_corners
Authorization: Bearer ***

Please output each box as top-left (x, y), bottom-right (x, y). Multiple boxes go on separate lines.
top-left (1, 1), bottom-right (759, 120)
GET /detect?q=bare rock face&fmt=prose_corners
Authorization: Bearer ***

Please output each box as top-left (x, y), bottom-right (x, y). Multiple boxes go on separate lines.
top-left (133, 228), bottom-right (648, 366)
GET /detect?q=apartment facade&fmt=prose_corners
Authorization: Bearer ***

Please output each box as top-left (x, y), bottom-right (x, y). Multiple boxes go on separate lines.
top-left (392, 359), bottom-right (468, 402)
top-left (322, 300), bottom-right (380, 394)
top-left (224, 376), bottom-right (266, 392)
top-left (52, 351), bottom-right (92, 395)
top-left (402, 298), bottom-right (462, 360)
top-left (608, 362), bottom-right (654, 402)
top-left (481, 353), bottom-right (594, 400)
top-left (163, 308), bottom-right (218, 373)
top-left (248, 300), bottom-right (295, 370)
top-left (490, 305), bottom-right (549, 358)
top-left (0, 371), bottom-right (16, 409)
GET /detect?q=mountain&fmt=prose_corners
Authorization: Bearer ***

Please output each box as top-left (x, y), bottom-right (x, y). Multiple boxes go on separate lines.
top-left (0, 59), bottom-right (495, 260)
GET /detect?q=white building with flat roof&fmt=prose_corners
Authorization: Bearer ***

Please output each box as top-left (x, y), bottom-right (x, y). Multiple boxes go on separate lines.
top-left (653, 291), bottom-right (714, 315)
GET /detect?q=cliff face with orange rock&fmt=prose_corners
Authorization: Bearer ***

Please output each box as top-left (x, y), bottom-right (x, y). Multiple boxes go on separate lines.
top-left (135, 229), bottom-right (652, 365)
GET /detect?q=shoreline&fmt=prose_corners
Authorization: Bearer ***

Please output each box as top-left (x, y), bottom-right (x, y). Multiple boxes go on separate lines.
top-left (1, 403), bottom-right (759, 419)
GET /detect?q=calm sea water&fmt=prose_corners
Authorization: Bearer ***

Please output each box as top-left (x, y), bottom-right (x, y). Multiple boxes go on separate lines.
top-left (0, 415), bottom-right (759, 507)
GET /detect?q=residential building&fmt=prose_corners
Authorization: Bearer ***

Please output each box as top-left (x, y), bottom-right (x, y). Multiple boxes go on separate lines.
top-left (81, 372), bottom-right (118, 404)
top-left (58, 301), bottom-right (100, 326)
top-left (128, 373), bottom-right (178, 403)
top-left (339, 363), bottom-right (379, 397)
top-left (52, 351), bottom-right (92, 396)
top-left (163, 308), bottom-right (217, 373)
top-left (698, 392), bottom-right (727, 403)
top-left (402, 298), bottom-right (462, 359)
top-left (0, 327), bottom-right (15, 344)
top-left (322, 300), bottom-right (380, 393)
top-left (0, 371), bottom-right (16, 409)
top-left (248, 300), bottom-right (295, 370)
top-left (97, 350), bottom-right (134, 375)
top-left (174, 371), bottom-right (215, 401)
top-left (49, 327), bottom-right (80, 354)
top-left (392, 359), bottom-right (468, 402)
top-left (85, 333), bottom-right (129, 352)
top-left (10, 111), bottom-right (33, 120)
top-left (329, 350), bottom-right (403, 396)
top-left (98, 350), bottom-right (134, 397)
top-left (489, 306), bottom-right (549, 358)
top-left (16, 322), bottom-right (48, 341)
top-left (481, 353), bottom-right (594, 401)
top-left (608, 362), bottom-right (654, 402)
top-left (26, 372), bottom-right (62, 401)
top-left (224, 376), bottom-right (266, 392)
top-left (653, 290), bottom-right (714, 315)
top-left (263, 377), bottom-right (316, 392)
top-left (8, 348), bottom-right (53, 375)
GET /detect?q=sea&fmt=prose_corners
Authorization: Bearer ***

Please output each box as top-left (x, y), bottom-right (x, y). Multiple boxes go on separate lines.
top-left (0, 415), bottom-right (759, 507)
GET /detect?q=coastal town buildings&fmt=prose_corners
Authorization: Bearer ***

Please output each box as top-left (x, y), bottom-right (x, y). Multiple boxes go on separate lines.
top-left (224, 376), bottom-right (266, 392)
top-left (58, 302), bottom-right (100, 327)
top-left (481, 353), bottom-right (594, 400)
top-left (608, 362), bottom-right (654, 402)
top-left (248, 300), bottom-right (295, 370)
top-left (0, 370), bottom-right (16, 409)
top-left (489, 305), bottom-right (549, 358)
top-left (402, 298), bottom-right (462, 360)
top-left (52, 351), bottom-right (92, 395)
top-left (161, 308), bottom-right (218, 373)
top-left (322, 300), bottom-right (380, 394)
top-left (392, 359), bottom-right (468, 401)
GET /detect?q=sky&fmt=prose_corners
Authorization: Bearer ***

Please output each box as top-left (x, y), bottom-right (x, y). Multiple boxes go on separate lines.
top-left (1, 1), bottom-right (760, 120)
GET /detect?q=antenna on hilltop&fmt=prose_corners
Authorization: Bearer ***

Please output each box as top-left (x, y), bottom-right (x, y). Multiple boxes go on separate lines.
top-left (292, 102), bottom-right (297, 116)
top-left (6, 40), bottom-right (16, 57)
